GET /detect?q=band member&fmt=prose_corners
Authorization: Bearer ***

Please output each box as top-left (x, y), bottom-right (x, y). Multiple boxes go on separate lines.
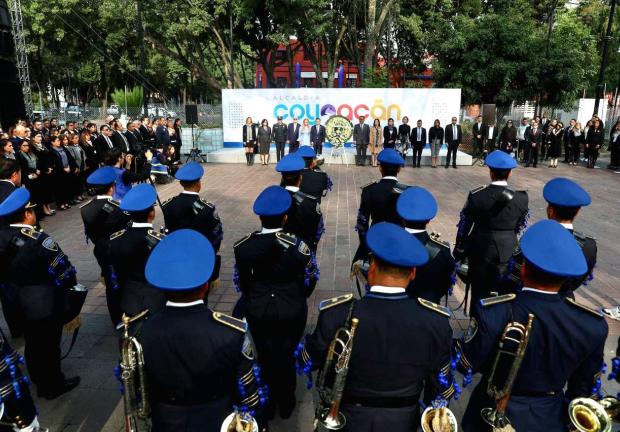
top-left (81, 166), bottom-right (130, 326)
top-left (383, 117), bottom-right (398, 149)
top-left (353, 116), bottom-right (370, 166)
top-left (299, 222), bottom-right (456, 432)
top-left (397, 187), bottom-right (456, 303)
top-left (272, 116), bottom-right (288, 162)
top-left (298, 146), bottom-right (332, 203)
top-left (234, 186), bottom-right (318, 419)
top-left (454, 220), bottom-right (608, 432)
top-left (139, 229), bottom-right (268, 431)
top-left (445, 117), bottom-right (462, 169)
top-left (354, 149), bottom-right (406, 262)
top-left (454, 151), bottom-right (529, 305)
top-left (109, 184), bottom-right (166, 317)
top-left (411, 119), bottom-right (427, 168)
top-left (276, 154), bottom-right (323, 251)
top-left (161, 163), bottom-right (223, 252)
top-left (0, 188), bottom-right (81, 399)
top-left (310, 118), bottom-right (326, 156)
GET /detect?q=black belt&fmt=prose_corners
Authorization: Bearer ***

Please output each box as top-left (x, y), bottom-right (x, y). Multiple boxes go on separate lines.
top-left (510, 389), bottom-right (559, 397)
top-left (342, 394), bottom-right (419, 408)
top-left (155, 392), bottom-right (227, 406)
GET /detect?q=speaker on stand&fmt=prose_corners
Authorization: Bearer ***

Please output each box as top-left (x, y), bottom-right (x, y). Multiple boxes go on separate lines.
top-left (184, 104), bottom-right (206, 163)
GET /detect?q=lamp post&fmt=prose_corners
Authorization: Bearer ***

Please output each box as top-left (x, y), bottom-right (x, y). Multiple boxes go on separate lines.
top-left (593, 0), bottom-right (617, 116)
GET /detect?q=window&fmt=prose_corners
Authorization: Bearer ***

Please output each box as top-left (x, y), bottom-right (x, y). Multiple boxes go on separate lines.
top-left (276, 77), bottom-right (288, 88)
top-left (274, 50), bottom-right (286, 60)
top-left (347, 78), bottom-right (357, 88)
top-left (303, 78), bottom-right (314, 88)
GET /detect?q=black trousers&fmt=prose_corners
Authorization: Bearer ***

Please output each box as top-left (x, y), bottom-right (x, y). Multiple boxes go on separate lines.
top-left (412, 144), bottom-right (423, 166)
top-left (445, 142), bottom-right (458, 166)
top-left (313, 142), bottom-right (323, 155)
top-left (356, 143), bottom-right (367, 165)
top-left (563, 140), bottom-right (570, 162)
top-left (275, 141), bottom-right (285, 161)
top-left (517, 139), bottom-right (527, 161)
top-left (289, 141), bottom-right (299, 153)
top-left (173, 144), bottom-right (181, 162)
top-left (526, 143), bottom-right (538, 166)
top-left (23, 316), bottom-right (64, 393)
top-left (246, 314), bottom-right (306, 411)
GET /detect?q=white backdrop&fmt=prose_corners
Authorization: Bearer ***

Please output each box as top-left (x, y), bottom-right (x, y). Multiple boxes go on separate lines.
top-left (221, 88), bottom-right (462, 147)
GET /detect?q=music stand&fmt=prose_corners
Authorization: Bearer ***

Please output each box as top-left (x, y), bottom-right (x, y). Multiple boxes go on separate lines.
top-left (185, 123), bottom-right (207, 163)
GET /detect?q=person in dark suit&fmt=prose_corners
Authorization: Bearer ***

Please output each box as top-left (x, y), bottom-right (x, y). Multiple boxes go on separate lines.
top-left (0, 157), bottom-right (20, 203)
top-left (234, 186), bottom-right (318, 420)
top-left (498, 120), bottom-right (517, 154)
top-left (242, 117), bottom-right (258, 166)
top-left (0, 188), bottom-right (81, 400)
top-left (454, 220), bottom-right (608, 432)
top-left (125, 120), bottom-right (143, 154)
top-left (485, 122), bottom-right (499, 152)
top-left (94, 124), bottom-right (116, 165)
top-left (383, 117), bottom-right (398, 149)
top-left (276, 154), bottom-right (323, 251)
top-left (444, 117), bottom-right (462, 168)
top-left (111, 120), bottom-right (131, 154)
top-left (525, 120), bottom-right (543, 167)
top-left (299, 222), bottom-right (456, 432)
top-left (139, 229), bottom-right (268, 432)
top-left (49, 135), bottom-right (77, 210)
top-left (286, 117), bottom-right (301, 154)
top-left (81, 167), bottom-right (131, 326)
top-left (454, 151), bottom-right (529, 305)
top-left (472, 115), bottom-right (487, 156)
top-left (397, 116), bottom-right (411, 157)
top-left (585, 119), bottom-right (603, 168)
top-left (109, 184), bottom-right (166, 318)
top-left (410, 119), bottom-right (427, 168)
top-left (397, 187), bottom-right (456, 304)
top-left (310, 118), bottom-right (326, 156)
top-left (161, 163), bottom-right (223, 252)
top-left (354, 149), bottom-right (406, 263)
top-left (139, 117), bottom-right (156, 149)
top-left (155, 117), bottom-right (170, 149)
top-left (298, 146), bottom-right (331, 203)
top-left (353, 115), bottom-right (370, 166)
top-left (272, 116), bottom-right (288, 162)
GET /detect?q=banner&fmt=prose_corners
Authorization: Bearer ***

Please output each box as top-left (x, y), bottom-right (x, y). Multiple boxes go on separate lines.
top-left (221, 88), bottom-right (462, 147)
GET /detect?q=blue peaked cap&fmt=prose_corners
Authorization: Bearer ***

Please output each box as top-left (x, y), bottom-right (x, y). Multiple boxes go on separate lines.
top-left (397, 186), bottom-right (438, 222)
top-left (366, 222), bottom-right (429, 268)
top-left (520, 220), bottom-right (587, 277)
top-left (0, 188), bottom-right (35, 216)
top-left (120, 184), bottom-right (157, 212)
top-left (297, 146), bottom-right (316, 158)
top-left (87, 166), bottom-right (117, 186)
top-left (543, 177), bottom-right (591, 208)
top-left (175, 162), bottom-right (204, 182)
top-left (486, 150), bottom-right (517, 170)
top-left (377, 148), bottom-right (405, 167)
top-left (253, 185), bottom-right (292, 216)
top-left (146, 229), bottom-right (215, 290)
top-left (276, 154), bottom-right (305, 173)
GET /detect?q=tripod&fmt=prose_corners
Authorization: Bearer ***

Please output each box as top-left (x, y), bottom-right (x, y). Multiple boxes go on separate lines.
top-left (185, 122), bottom-right (207, 163)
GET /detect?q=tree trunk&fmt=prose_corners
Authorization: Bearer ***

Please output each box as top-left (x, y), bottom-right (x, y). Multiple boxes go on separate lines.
top-left (286, 43), bottom-right (295, 87)
top-left (364, 0), bottom-right (396, 79)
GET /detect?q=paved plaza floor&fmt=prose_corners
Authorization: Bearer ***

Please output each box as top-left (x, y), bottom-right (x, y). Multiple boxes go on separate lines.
top-left (4, 160), bottom-right (619, 431)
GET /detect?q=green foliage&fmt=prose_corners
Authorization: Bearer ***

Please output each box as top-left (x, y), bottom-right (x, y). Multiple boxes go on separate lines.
top-left (110, 86), bottom-right (143, 108)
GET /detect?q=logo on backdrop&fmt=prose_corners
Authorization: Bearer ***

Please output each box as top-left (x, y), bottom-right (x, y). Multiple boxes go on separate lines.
top-left (273, 100), bottom-right (402, 122)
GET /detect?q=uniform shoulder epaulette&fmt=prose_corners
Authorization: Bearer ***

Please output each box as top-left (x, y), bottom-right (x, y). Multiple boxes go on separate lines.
top-left (418, 297), bottom-right (452, 317)
top-left (79, 198), bottom-right (95, 209)
top-left (212, 311), bottom-right (248, 332)
top-left (161, 197), bottom-right (174, 207)
top-left (295, 190), bottom-right (317, 200)
top-left (470, 185), bottom-right (486, 194)
top-left (360, 181), bottom-right (377, 189)
top-left (110, 229), bottom-right (126, 240)
top-left (429, 232), bottom-right (450, 249)
top-left (200, 198), bottom-right (215, 208)
top-left (276, 232), bottom-right (297, 246)
top-left (565, 297), bottom-right (603, 318)
top-left (20, 227), bottom-right (41, 240)
top-left (234, 234), bottom-right (252, 248)
top-left (572, 230), bottom-right (596, 242)
top-left (480, 293), bottom-right (516, 307)
top-left (147, 229), bottom-right (165, 241)
top-left (108, 198), bottom-right (120, 207)
top-left (319, 293), bottom-right (354, 312)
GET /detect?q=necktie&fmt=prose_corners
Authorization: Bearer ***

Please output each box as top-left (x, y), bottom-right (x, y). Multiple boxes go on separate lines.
top-left (106, 136), bottom-right (113, 149)
top-left (417, 128), bottom-right (421, 141)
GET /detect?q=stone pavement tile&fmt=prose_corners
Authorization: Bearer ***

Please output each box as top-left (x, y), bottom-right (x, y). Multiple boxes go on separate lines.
top-left (0, 162), bottom-right (617, 430)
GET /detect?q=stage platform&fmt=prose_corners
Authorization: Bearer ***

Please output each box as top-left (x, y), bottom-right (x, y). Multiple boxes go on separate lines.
top-left (205, 146), bottom-right (473, 166)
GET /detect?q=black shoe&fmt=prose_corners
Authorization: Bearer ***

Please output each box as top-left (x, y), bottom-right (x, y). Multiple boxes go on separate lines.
top-left (444, 165), bottom-right (449, 168)
top-left (525, 164), bottom-right (530, 167)
top-left (453, 165), bottom-right (457, 169)
top-left (279, 395), bottom-right (297, 419)
top-left (38, 376), bottom-right (81, 400)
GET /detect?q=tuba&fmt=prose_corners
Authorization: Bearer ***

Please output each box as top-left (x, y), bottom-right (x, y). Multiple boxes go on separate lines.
top-left (119, 311), bottom-right (150, 432)
top-left (568, 396), bottom-right (619, 432)
top-left (314, 317), bottom-right (360, 431)
top-left (220, 411), bottom-right (259, 432)
top-left (421, 405), bottom-right (458, 432)
top-left (480, 313), bottom-right (535, 431)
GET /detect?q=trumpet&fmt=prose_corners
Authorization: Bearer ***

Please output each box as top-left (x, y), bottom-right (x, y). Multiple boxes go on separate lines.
top-left (119, 311), bottom-right (150, 432)
top-left (314, 317), bottom-right (360, 431)
top-left (568, 396), bottom-right (619, 432)
top-left (481, 313), bottom-right (535, 431)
